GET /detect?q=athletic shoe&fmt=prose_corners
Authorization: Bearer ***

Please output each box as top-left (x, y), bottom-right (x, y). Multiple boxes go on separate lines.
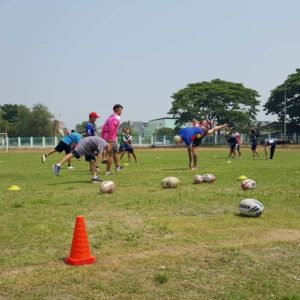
top-left (92, 176), bottom-right (102, 183)
top-left (115, 165), bottom-right (123, 172)
top-left (41, 155), bottom-right (47, 164)
top-left (105, 171), bottom-right (113, 175)
top-left (52, 164), bottom-right (61, 176)
top-left (67, 166), bottom-right (74, 170)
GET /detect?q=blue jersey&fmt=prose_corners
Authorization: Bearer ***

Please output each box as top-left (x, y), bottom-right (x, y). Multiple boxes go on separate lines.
top-left (62, 132), bottom-right (81, 145)
top-left (179, 127), bottom-right (205, 147)
top-left (85, 121), bottom-right (96, 136)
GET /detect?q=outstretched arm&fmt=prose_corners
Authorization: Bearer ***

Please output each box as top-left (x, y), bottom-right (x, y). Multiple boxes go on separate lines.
top-left (207, 124), bottom-right (228, 136)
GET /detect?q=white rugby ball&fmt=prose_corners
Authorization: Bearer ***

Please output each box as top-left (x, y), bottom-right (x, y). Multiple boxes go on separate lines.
top-left (239, 198), bottom-right (264, 217)
top-left (161, 177), bottom-right (180, 188)
top-left (100, 180), bottom-right (115, 194)
top-left (241, 179), bottom-right (256, 190)
top-left (174, 135), bottom-right (181, 143)
top-left (193, 174), bottom-right (204, 184)
top-left (202, 174), bottom-right (216, 183)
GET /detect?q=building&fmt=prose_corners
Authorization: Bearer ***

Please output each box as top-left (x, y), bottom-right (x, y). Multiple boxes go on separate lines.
top-left (144, 117), bottom-right (178, 136)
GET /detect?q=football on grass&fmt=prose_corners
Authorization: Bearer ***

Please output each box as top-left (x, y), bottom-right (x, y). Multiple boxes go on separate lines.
top-left (161, 177), bottom-right (180, 188)
top-left (239, 198), bottom-right (264, 217)
top-left (193, 175), bottom-right (204, 184)
top-left (241, 179), bottom-right (256, 190)
top-left (202, 174), bottom-right (216, 183)
top-left (100, 181), bottom-right (115, 194)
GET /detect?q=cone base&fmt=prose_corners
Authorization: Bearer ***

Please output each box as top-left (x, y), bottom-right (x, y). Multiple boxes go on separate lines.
top-left (65, 256), bottom-right (96, 266)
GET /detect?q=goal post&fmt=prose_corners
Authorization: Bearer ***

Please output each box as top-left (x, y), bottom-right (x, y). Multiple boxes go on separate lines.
top-left (0, 133), bottom-right (8, 152)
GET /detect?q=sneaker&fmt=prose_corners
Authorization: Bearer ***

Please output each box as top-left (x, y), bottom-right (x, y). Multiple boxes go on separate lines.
top-left (115, 165), bottom-right (123, 172)
top-left (105, 171), bottom-right (113, 175)
top-left (52, 164), bottom-right (61, 176)
top-left (92, 176), bottom-right (102, 183)
top-left (41, 155), bottom-right (47, 164)
top-left (67, 166), bottom-right (74, 170)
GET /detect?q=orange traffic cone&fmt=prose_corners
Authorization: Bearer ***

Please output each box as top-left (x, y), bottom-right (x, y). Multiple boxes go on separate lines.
top-left (65, 215), bottom-right (96, 266)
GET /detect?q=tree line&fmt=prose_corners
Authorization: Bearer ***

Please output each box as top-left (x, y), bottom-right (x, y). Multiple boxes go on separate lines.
top-left (169, 69), bottom-right (300, 133)
top-left (1, 69), bottom-right (299, 137)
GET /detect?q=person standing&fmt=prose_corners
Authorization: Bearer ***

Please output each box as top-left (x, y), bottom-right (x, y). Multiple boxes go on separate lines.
top-left (228, 132), bottom-right (237, 159)
top-left (250, 129), bottom-right (260, 159)
top-left (119, 128), bottom-right (137, 162)
top-left (84, 112), bottom-right (100, 172)
top-left (101, 104), bottom-right (124, 175)
top-left (234, 129), bottom-right (241, 157)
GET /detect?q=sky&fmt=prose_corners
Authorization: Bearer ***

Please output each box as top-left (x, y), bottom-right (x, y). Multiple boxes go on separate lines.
top-left (0, 0), bottom-right (299, 129)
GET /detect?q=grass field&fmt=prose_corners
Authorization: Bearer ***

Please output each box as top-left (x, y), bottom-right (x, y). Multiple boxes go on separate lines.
top-left (0, 147), bottom-right (300, 299)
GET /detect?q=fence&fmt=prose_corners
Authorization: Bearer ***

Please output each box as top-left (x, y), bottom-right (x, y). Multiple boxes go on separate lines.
top-left (1, 132), bottom-right (299, 151)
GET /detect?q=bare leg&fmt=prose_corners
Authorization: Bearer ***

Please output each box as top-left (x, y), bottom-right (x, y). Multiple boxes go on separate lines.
top-left (58, 153), bottom-right (74, 166)
top-left (132, 152), bottom-right (137, 162)
top-left (187, 148), bottom-right (193, 169)
top-left (45, 149), bottom-right (57, 157)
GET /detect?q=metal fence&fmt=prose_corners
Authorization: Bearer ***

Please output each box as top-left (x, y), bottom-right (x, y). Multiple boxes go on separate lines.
top-left (1, 132), bottom-right (299, 151)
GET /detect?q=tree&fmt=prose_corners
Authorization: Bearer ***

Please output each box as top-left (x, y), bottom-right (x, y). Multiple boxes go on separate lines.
top-left (169, 79), bottom-right (260, 130)
top-left (0, 104), bottom-right (30, 136)
top-left (75, 121), bottom-right (88, 134)
top-left (264, 69), bottom-right (300, 132)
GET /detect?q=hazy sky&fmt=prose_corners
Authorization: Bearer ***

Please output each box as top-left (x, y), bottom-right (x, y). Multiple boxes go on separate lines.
top-left (0, 0), bottom-right (299, 129)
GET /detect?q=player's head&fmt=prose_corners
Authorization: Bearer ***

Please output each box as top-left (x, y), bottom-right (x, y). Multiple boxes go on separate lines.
top-left (89, 112), bottom-right (100, 122)
top-left (113, 104), bottom-right (123, 116)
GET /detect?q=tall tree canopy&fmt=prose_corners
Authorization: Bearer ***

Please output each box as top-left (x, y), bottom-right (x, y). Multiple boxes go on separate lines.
top-left (264, 69), bottom-right (300, 131)
top-left (0, 103), bottom-right (53, 136)
top-left (169, 79), bottom-right (260, 129)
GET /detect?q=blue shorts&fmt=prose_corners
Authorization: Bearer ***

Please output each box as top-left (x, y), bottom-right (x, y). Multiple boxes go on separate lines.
top-left (119, 143), bottom-right (134, 153)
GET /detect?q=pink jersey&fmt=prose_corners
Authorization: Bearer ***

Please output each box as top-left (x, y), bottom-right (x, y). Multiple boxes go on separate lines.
top-left (101, 113), bottom-right (121, 142)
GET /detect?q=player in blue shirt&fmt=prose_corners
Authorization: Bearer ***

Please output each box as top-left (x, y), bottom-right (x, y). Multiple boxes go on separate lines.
top-left (83, 112), bottom-right (100, 171)
top-left (41, 130), bottom-right (81, 169)
top-left (174, 123), bottom-right (228, 170)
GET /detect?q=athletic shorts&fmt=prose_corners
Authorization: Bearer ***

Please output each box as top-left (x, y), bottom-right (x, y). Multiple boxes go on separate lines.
top-left (119, 143), bottom-right (134, 153)
top-left (251, 143), bottom-right (257, 151)
top-left (230, 144), bottom-right (236, 151)
top-left (55, 141), bottom-right (71, 154)
top-left (192, 130), bottom-right (208, 147)
top-left (85, 155), bottom-right (96, 161)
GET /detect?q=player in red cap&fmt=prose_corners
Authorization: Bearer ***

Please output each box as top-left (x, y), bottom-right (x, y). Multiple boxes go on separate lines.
top-left (84, 111), bottom-right (100, 173)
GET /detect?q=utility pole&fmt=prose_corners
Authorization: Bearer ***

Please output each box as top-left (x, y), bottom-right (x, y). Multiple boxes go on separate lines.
top-left (283, 86), bottom-right (287, 140)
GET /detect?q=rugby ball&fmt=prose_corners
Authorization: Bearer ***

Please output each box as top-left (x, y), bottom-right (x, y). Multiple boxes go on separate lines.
top-left (100, 180), bottom-right (115, 194)
top-left (193, 174), bottom-right (204, 184)
top-left (173, 135), bottom-right (181, 144)
top-left (161, 177), bottom-right (180, 188)
top-left (202, 174), bottom-right (216, 183)
top-left (239, 198), bottom-right (264, 217)
top-left (241, 179), bottom-right (256, 190)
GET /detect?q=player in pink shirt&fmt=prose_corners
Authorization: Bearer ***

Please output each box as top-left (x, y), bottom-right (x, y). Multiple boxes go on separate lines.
top-left (101, 104), bottom-right (123, 175)
top-left (234, 129), bottom-right (241, 157)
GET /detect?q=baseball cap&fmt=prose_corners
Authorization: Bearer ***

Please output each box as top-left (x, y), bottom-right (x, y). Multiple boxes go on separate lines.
top-left (89, 112), bottom-right (100, 118)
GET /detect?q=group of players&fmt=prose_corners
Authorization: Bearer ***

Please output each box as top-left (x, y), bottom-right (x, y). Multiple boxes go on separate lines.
top-left (41, 104), bottom-right (136, 183)
top-left (41, 107), bottom-right (292, 182)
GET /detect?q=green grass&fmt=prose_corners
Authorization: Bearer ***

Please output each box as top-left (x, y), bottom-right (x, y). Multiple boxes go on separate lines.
top-left (0, 147), bottom-right (299, 299)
